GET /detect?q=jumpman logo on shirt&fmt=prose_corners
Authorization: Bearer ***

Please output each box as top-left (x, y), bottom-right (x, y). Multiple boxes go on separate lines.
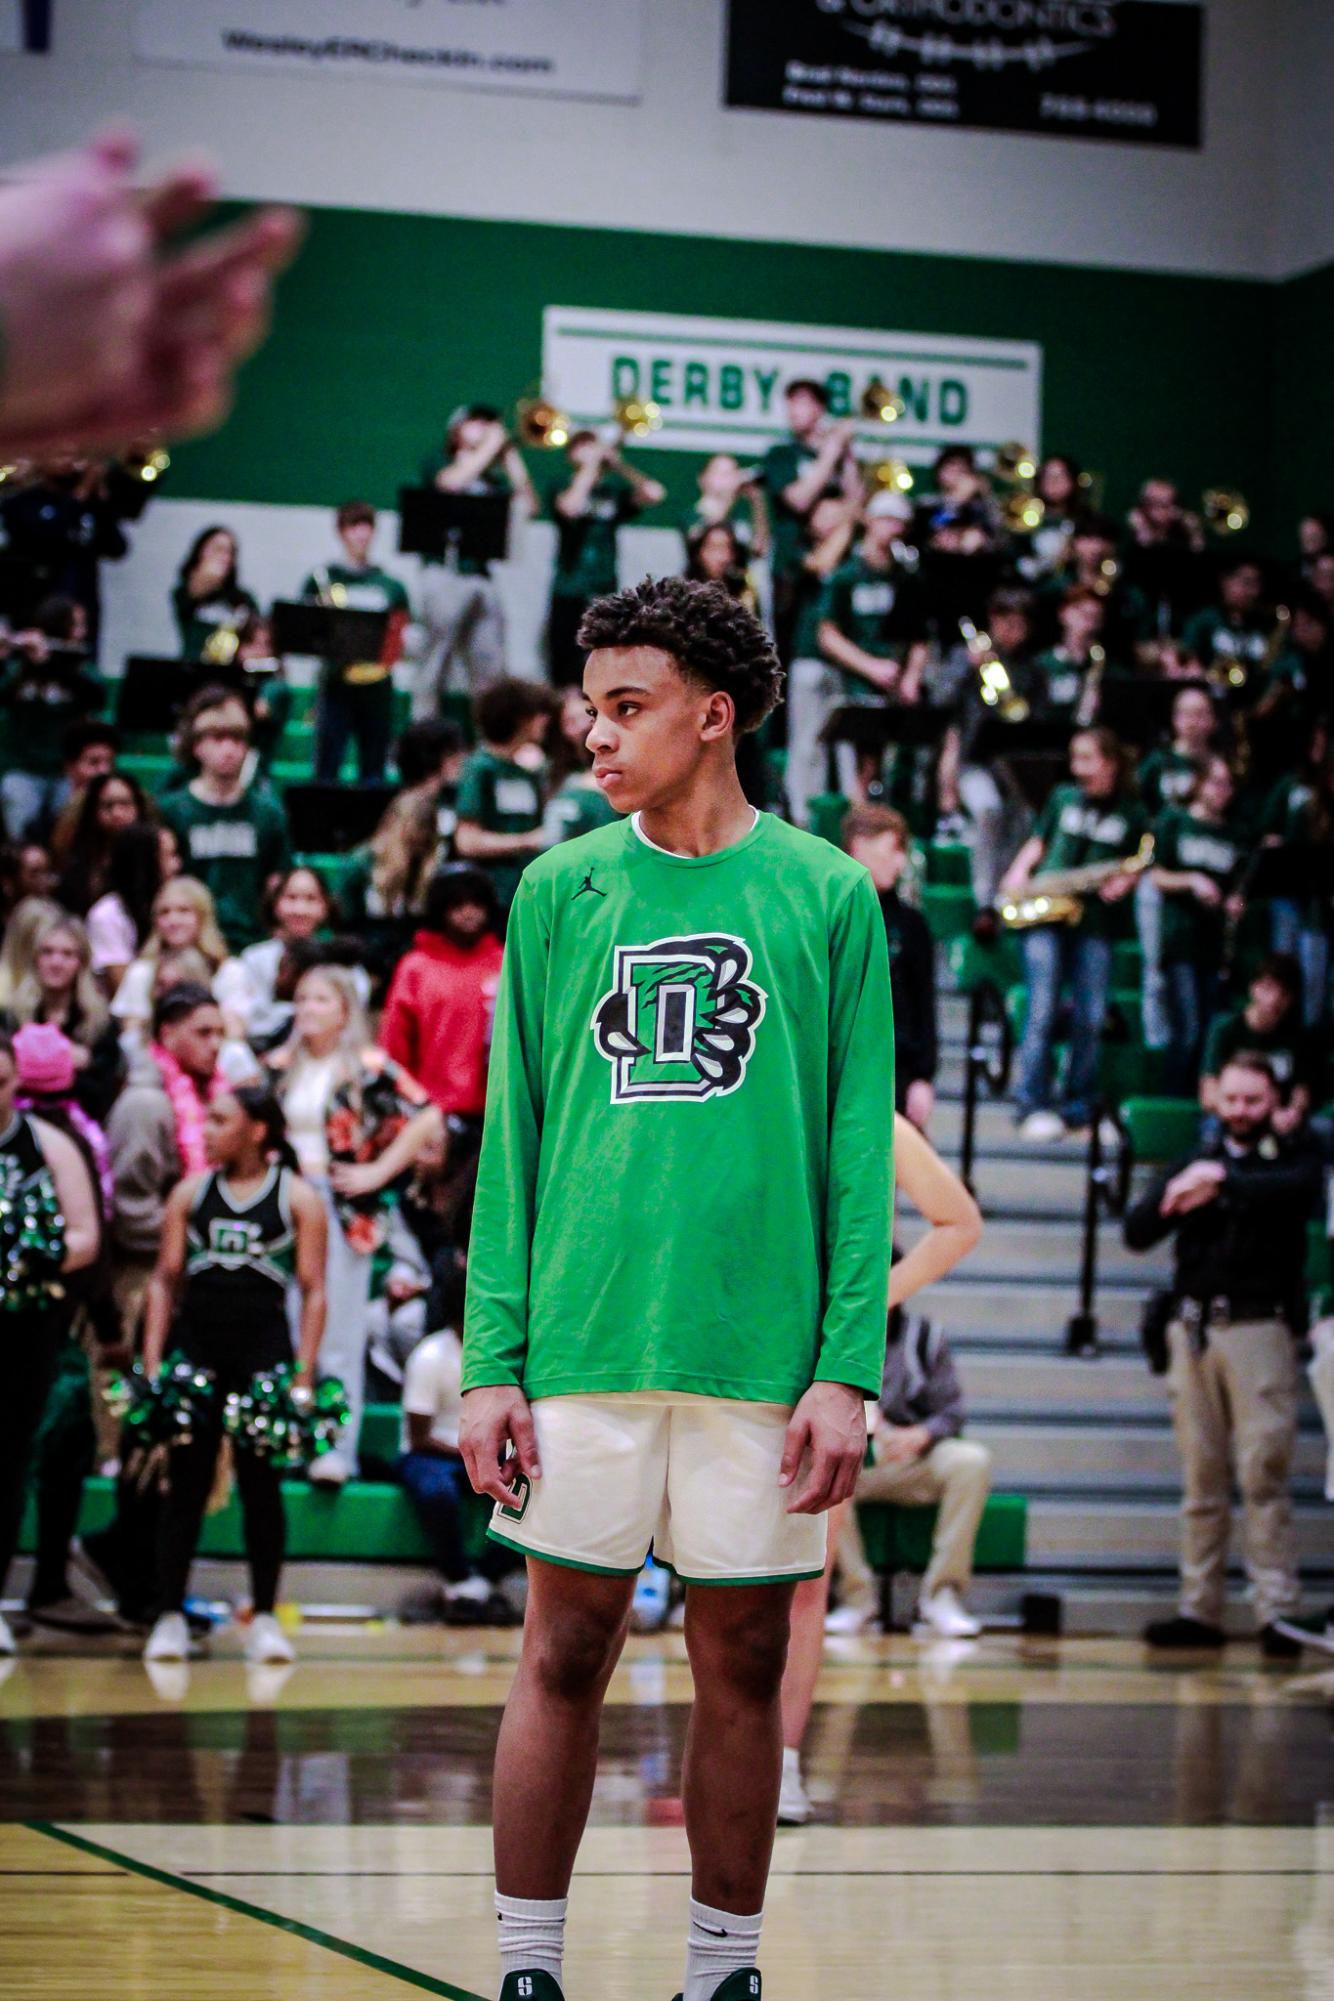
top-left (572, 868), bottom-right (607, 902)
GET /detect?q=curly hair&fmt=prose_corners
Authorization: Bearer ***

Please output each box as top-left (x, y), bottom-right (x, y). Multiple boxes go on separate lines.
top-left (576, 575), bottom-right (783, 735)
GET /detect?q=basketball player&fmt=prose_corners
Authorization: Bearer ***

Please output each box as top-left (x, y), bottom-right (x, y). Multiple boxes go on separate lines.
top-left (461, 574), bottom-right (895, 2001)
top-left (779, 1114), bottom-right (983, 1824)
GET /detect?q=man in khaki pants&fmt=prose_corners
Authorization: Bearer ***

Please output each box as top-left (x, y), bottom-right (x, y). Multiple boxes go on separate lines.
top-left (1124, 1055), bottom-right (1321, 1659)
top-left (828, 1313), bottom-right (992, 1640)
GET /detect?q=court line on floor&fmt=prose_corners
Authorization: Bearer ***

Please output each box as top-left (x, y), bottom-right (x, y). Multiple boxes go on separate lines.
top-left (26, 1823), bottom-right (486, 2001)
top-left (179, 1867), bottom-right (1332, 1880)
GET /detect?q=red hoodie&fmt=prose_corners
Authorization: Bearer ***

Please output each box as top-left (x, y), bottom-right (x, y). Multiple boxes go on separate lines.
top-left (378, 929), bottom-right (504, 1117)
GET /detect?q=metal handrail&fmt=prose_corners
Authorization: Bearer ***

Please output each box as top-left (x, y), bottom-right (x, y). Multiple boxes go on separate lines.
top-left (959, 977), bottom-right (1013, 1196)
top-left (1065, 1100), bottom-right (1132, 1356)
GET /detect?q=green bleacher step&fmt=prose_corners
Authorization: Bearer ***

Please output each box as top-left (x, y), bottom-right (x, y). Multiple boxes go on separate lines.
top-left (856, 1492), bottom-right (1026, 1573)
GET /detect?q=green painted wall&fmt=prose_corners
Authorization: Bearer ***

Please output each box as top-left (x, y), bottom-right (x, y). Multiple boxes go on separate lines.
top-left (1271, 259), bottom-right (1334, 535)
top-left (172, 202), bottom-right (1279, 538)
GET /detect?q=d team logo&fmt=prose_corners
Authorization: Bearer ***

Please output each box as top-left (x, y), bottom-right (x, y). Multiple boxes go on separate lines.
top-left (592, 933), bottom-right (768, 1104)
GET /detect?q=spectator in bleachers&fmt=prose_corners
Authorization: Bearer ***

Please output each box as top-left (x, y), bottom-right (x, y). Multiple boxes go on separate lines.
top-left (109, 876), bottom-right (257, 1048)
top-left (105, 982), bottom-right (227, 1341)
top-left (44, 718), bottom-right (119, 851)
top-left (0, 596), bottom-right (105, 842)
top-left (1138, 684), bottom-right (1219, 814)
top-left (0, 458), bottom-right (134, 656)
top-left (541, 685), bottom-right (621, 843)
top-left (160, 686), bottom-right (290, 949)
top-left (6, 912), bottom-right (123, 1122)
top-left (913, 445), bottom-right (1004, 627)
top-left (1031, 586), bottom-right (1108, 726)
top-left (792, 490), bottom-right (923, 814)
top-left (1200, 955), bottom-right (1318, 1136)
top-left (379, 864), bottom-right (503, 1126)
top-left (684, 521), bottom-right (756, 610)
top-left (936, 588), bottom-right (1039, 910)
top-left (681, 452), bottom-right (770, 566)
top-left (828, 1310), bottom-right (993, 1642)
top-left (56, 767), bottom-right (150, 917)
top-left (1122, 477), bottom-right (1207, 651)
top-left (0, 844), bottom-right (57, 926)
top-left (1039, 512), bottom-right (1145, 664)
top-left (415, 406), bottom-right (538, 711)
top-left (1154, 756), bottom-right (1245, 1095)
top-left (1257, 723), bottom-right (1334, 1026)
top-left (341, 788), bottom-right (445, 981)
top-left (1181, 554), bottom-right (1271, 690)
top-left (547, 430), bottom-right (665, 685)
top-left (84, 821), bottom-right (171, 990)
top-left (393, 716), bottom-right (469, 840)
top-left (1016, 453), bottom-right (1090, 585)
top-left (761, 377), bottom-right (861, 665)
top-left (453, 678), bottom-right (555, 914)
top-left (843, 805), bottom-right (937, 1130)
top-left (302, 500), bottom-right (411, 786)
top-left (267, 965), bottom-right (442, 1483)
top-left (1002, 726), bottom-right (1149, 1141)
top-left (0, 895), bottom-right (63, 1011)
top-left (241, 865), bottom-right (355, 1047)
top-left (171, 525), bottom-right (257, 663)
top-left (1125, 1052), bottom-right (1321, 1657)
top-left (0, 1024), bottom-right (102, 1657)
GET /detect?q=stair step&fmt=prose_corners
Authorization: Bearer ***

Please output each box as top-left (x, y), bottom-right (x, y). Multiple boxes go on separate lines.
top-left (925, 1274), bottom-right (1143, 1343)
top-left (969, 1420), bottom-right (1328, 1493)
top-left (903, 1213), bottom-right (1169, 1286)
top-left (958, 1349), bottom-right (1169, 1412)
top-left (1026, 1496), bottom-right (1334, 1568)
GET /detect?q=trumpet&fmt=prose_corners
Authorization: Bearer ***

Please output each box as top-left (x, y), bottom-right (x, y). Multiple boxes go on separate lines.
top-left (959, 615), bottom-right (1030, 724)
top-left (201, 617), bottom-right (245, 666)
top-left (609, 397), bottom-right (663, 440)
top-left (992, 440), bottom-right (1044, 535)
top-left (860, 377), bottom-right (906, 425)
top-left (514, 397), bottom-right (571, 449)
top-left (1202, 488), bottom-right (1249, 536)
top-left (862, 455), bottom-right (915, 496)
top-left (120, 445), bottom-right (171, 487)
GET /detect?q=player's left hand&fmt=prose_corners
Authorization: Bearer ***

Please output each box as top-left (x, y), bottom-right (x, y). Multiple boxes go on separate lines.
top-left (780, 1381), bottom-right (866, 1515)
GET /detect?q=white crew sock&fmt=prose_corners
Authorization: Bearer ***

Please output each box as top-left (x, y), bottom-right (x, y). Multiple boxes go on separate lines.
top-left (781, 1746), bottom-right (800, 1782)
top-left (683, 1896), bottom-right (763, 2001)
top-left (495, 1890), bottom-right (567, 1993)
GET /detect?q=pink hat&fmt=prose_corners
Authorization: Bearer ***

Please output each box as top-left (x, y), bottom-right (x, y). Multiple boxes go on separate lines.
top-left (13, 1021), bottom-right (77, 1097)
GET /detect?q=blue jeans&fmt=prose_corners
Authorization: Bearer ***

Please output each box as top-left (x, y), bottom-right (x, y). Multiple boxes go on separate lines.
top-left (0, 769), bottom-right (61, 843)
top-left (1163, 958), bottom-right (1218, 1097)
top-left (1015, 925), bottom-right (1113, 1126)
top-left (1270, 898), bottom-right (1330, 1029)
top-left (399, 1449), bottom-right (474, 1584)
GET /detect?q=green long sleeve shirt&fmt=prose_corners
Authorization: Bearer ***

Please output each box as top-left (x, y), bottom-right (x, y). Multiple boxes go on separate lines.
top-left (462, 811), bottom-right (895, 1406)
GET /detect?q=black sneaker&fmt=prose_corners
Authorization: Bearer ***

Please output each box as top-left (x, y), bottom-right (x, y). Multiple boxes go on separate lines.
top-left (672, 1975), bottom-right (761, 2001)
top-left (1259, 1623), bottom-right (1304, 1661)
top-left (499, 1975), bottom-right (564, 2001)
top-left (1143, 1615), bottom-right (1227, 1650)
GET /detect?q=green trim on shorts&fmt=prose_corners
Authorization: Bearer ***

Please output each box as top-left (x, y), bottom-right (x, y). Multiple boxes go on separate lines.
top-left (654, 1556), bottom-right (823, 1588)
top-left (486, 1527), bottom-right (643, 1578)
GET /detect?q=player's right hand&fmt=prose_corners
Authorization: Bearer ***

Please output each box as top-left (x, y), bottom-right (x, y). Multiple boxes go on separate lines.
top-left (459, 1384), bottom-right (541, 1504)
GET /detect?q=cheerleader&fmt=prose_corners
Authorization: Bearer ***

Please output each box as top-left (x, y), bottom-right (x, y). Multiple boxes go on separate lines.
top-left (141, 1084), bottom-right (327, 1666)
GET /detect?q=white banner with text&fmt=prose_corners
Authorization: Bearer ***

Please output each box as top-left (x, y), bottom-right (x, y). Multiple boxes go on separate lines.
top-left (133, 0), bottom-right (642, 102)
top-left (542, 306), bottom-right (1042, 461)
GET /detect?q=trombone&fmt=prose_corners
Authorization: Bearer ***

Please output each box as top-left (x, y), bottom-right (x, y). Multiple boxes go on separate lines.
top-left (860, 377), bottom-right (906, 426)
top-left (959, 615), bottom-right (1030, 723)
top-left (993, 440), bottom-right (1045, 535)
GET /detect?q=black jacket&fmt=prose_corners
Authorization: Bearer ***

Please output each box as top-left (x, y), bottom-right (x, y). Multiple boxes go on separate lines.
top-left (1123, 1127), bottom-right (1322, 1322)
top-left (880, 890), bottom-right (937, 1096)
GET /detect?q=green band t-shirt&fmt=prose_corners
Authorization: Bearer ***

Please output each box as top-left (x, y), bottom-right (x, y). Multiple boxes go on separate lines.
top-left (455, 747), bottom-right (544, 911)
top-left (550, 476), bottom-right (634, 601)
top-left (1154, 807), bottom-right (1242, 966)
top-left (160, 783), bottom-right (291, 948)
top-left (1030, 784), bottom-right (1150, 938)
top-left (463, 812), bottom-right (896, 1406)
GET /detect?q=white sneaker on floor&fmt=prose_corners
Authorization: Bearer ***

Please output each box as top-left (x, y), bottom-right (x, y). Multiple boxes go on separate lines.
top-left (1019, 1111), bottom-right (1065, 1143)
top-left (442, 1575), bottom-right (492, 1608)
top-left (913, 1587), bottom-right (982, 1639)
top-left (777, 1748), bottom-right (812, 1826)
top-left (824, 1603), bottom-right (874, 1636)
top-left (307, 1452), bottom-right (352, 1486)
top-left (144, 1611), bottom-right (190, 1661)
top-left (0, 1611), bottom-right (15, 1656)
top-left (245, 1613), bottom-right (296, 1665)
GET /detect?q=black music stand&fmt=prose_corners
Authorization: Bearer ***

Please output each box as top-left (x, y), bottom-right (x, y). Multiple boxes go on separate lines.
top-left (820, 703), bottom-right (953, 754)
top-left (270, 601), bottom-right (389, 668)
top-left (970, 715), bottom-right (1072, 812)
top-left (398, 486), bottom-right (511, 568)
top-left (115, 655), bottom-right (250, 735)
top-left (284, 783), bottom-right (395, 855)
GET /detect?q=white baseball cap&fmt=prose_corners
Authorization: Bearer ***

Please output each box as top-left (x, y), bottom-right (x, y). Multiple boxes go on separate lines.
top-left (865, 490), bottom-right (914, 522)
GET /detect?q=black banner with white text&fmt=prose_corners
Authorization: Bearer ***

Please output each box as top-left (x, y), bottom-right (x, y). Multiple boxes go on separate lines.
top-left (725, 0), bottom-right (1204, 150)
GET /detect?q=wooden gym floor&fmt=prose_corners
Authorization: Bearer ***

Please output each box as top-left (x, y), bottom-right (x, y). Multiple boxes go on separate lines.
top-left (1, 1625), bottom-right (1331, 1998)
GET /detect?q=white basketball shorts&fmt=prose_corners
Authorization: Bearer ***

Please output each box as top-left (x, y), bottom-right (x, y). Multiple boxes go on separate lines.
top-left (487, 1393), bottom-right (827, 1585)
